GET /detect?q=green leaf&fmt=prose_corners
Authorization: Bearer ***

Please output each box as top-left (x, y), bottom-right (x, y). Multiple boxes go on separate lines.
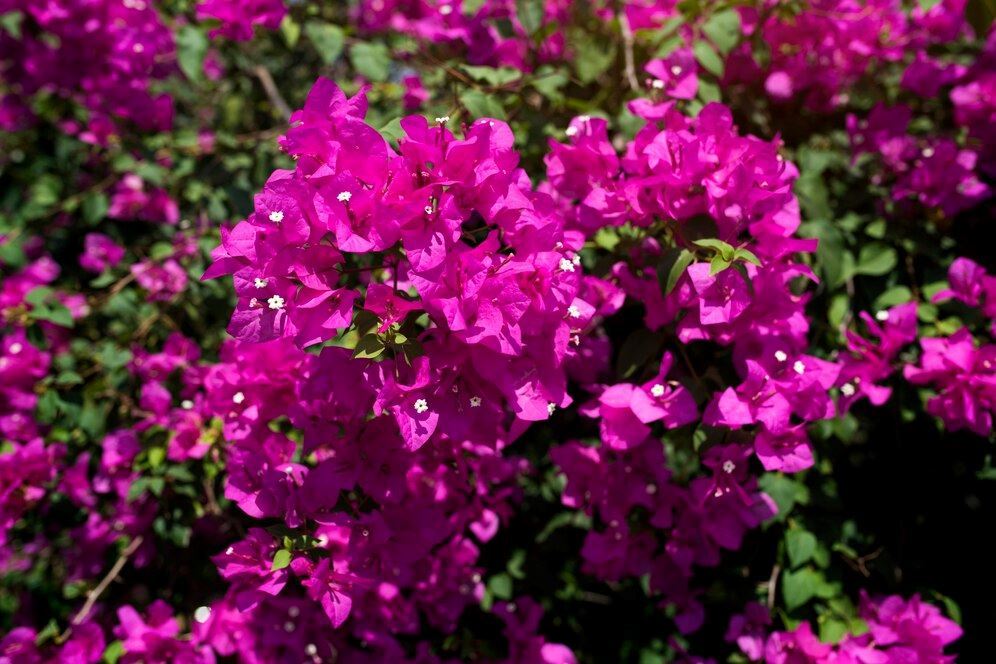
top-left (176, 26), bottom-right (208, 82)
top-left (734, 248), bottom-right (761, 266)
top-left (305, 23), bottom-right (345, 65)
top-left (349, 43), bottom-right (392, 82)
top-left (459, 89), bottom-right (506, 119)
top-left (0, 10), bottom-right (24, 39)
top-left (786, 529), bottom-right (817, 568)
top-left (516, 0), bottom-right (545, 35)
top-left (693, 41), bottom-right (724, 77)
top-left (281, 15), bottom-right (301, 47)
top-left (574, 33), bottom-right (616, 83)
top-left (782, 568), bottom-right (822, 611)
top-left (271, 549), bottom-right (292, 571)
top-left (616, 329), bottom-right (664, 379)
top-left (854, 243), bottom-right (898, 276)
top-left (353, 334), bottom-right (386, 360)
top-left (692, 238), bottom-right (734, 260)
top-left (488, 573), bottom-right (513, 600)
top-left (460, 65), bottom-right (522, 86)
top-left (532, 66), bottom-right (568, 102)
top-left (710, 255), bottom-right (731, 275)
top-left (81, 193), bottom-right (109, 224)
top-left (665, 249), bottom-right (695, 294)
top-left (102, 640), bottom-right (124, 664)
top-left (701, 9), bottom-right (741, 54)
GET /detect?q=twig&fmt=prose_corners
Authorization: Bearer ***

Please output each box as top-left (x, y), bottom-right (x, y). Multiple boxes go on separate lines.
top-left (253, 65), bottom-right (292, 120)
top-left (619, 13), bottom-right (640, 91)
top-left (62, 536), bottom-right (144, 638)
top-left (766, 563), bottom-right (781, 609)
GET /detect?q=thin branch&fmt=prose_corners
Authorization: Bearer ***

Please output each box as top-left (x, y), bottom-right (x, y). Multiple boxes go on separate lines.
top-left (253, 65), bottom-right (292, 120)
top-left (619, 13), bottom-right (640, 91)
top-left (64, 535), bottom-right (144, 636)
top-left (766, 563), bottom-right (781, 609)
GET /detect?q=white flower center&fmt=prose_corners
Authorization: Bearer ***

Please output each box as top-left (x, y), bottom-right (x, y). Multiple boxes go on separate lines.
top-left (547, 402), bottom-right (556, 415)
top-left (424, 205), bottom-right (433, 214)
top-left (232, 391), bottom-right (246, 404)
top-left (337, 191), bottom-right (352, 203)
top-left (268, 210), bottom-right (284, 222)
top-left (793, 360), bottom-right (806, 375)
top-left (722, 460), bottom-right (735, 473)
top-left (414, 398), bottom-right (429, 414)
top-left (559, 258), bottom-right (575, 272)
top-left (651, 79), bottom-right (665, 89)
top-left (650, 384), bottom-right (665, 398)
top-left (267, 294), bottom-right (285, 310)
top-left (840, 383), bottom-right (856, 396)
top-left (254, 278), bottom-right (267, 289)
top-left (439, 4), bottom-right (453, 15)
top-left (922, 147), bottom-right (935, 158)
top-left (567, 305), bottom-right (581, 318)
top-left (8, 343), bottom-right (22, 355)
top-left (435, 116), bottom-right (450, 124)
top-left (469, 396), bottom-right (482, 407)
top-left (193, 606), bottom-right (212, 623)
top-left (774, 350), bottom-right (788, 362)
top-left (670, 65), bottom-right (682, 76)
top-left (875, 310), bottom-right (889, 321)
top-left (181, 399), bottom-right (194, 409)
top-left (565, 125), bottom-right (579, 137)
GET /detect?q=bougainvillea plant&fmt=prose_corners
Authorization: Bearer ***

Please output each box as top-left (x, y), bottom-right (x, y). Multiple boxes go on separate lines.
top-left (1, 0), bottom-right (994, 661)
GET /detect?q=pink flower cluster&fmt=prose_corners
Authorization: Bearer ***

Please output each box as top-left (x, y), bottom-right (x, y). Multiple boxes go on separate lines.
top-left (727, 594), bottom-right (962, 663)
top-left (847, 104), bottom-right (990, 218)
top-left (196, 0), bottom-right (287, 42)
top-left (0, 0), bottom-right (174, 140)
top-left (353, 0), bottom-right (571, 70)
top-left (730, 0), bottom-right (969, 111)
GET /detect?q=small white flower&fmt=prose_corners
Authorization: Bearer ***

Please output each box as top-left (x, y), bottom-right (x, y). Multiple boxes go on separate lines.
top-left (132, 43), bottom-right (144, 54)
top-left (469, 396), bottom-right (482, 408)
top-left (840, 383), bottom-right (856, 397)
top-left (559, 258), bottom-right (575, 272)
top-left (249, 297), bottom-right (259, 308)
top-left (268, 210), bottom-right (284, 222)
top-left (181, 399), bottom-right (194, 410)
top-left (650, 384), bottom-right (666, 398)
top-left (547, 402), bottom-right (556, 415)
top-left (577, 115), bottom-right (590, 123)
top-left (875, 310), bottom-right (889, 322)
top-left (288, 606), bottom-right (300, 618)
top-left (439, 3), bottom-right (453, 15)
top-left (8, 343), bottom-right (22, 355)
top-left (253, 277), bottom-right (267, 289)
top-left (567, 305), bottom-right (581, 318)
top-left (565, 125), bottom-right (579, 137)
top-left (225, 546), bottom-right (234, 555)
top-left (424, 205), bottom-right (433, 214)
top-left (435, 116), bottom-right (450, 124)
top-left (793, 360), bottom-right (806, 375)
top-left (670, 65), bottom-right (682, 76)
top-left (267, 294), bottom-right (285, 310)
top-left (922, 146), bottom-right (935, 158)
top-left (571, 253), bottom-right (581, 266)
top-left (646, 483), bottom-right (657, 495)
top-left (722, 460), bottom-right (736, 473)
top-left (193, 606), bottom-right (212, 624)
top-left (774, 350), bottom-right (788, 362)
top-left (232, 391), bottom-right (246, 404)
top-left (336, 191), bottom-right (352, 203)
top-left (651, 78), bottom-right (665, 90)
top-left (414, 398), bottom-right (429, 414)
